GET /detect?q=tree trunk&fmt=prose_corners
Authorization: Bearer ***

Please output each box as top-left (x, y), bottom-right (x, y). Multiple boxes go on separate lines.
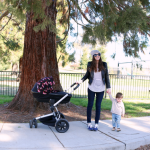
top-left (7, 1), bottom-right (62, 112)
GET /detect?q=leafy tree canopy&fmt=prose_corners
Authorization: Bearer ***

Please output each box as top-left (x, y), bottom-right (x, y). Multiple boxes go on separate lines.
top-left (0, 0), bottom-right (70, 69)
top-left (56, 7), bottom-right (69, 67)
top-left (1, 0), bottom-right (150, 59)
top-left (0, 16), bottom-right (24, 70)
top-left (80, 0), bottom-right (150, 58)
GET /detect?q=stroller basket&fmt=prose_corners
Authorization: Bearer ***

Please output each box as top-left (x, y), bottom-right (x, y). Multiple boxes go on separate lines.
top-left (39, 115), bottom-right (56, 127)
top-left (31, 82), bottom-right (72, 104)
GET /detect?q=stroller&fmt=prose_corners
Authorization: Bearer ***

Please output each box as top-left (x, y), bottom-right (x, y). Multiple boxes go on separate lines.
top-left (29, 82), bottom-right (80, 133)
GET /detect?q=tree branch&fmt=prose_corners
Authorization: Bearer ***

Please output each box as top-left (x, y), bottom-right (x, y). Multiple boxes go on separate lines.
top-left (6, 16), bottom-right (21, 26)
top-left (0, 10), bottom-right (9, 21)
top-left (0, 14), bottom-right (12, 31)
top-left (71, 16), bottom-right (86, 27)
top-left (0, 0), bottom-right (22, 31)
top-left (112, 0), bottom-right (127, 11)
top-left (57, 55), bottom-right (61, 63)
top-left (81, 0), bottom-right (89, 4)
top-left (0, 0), bottom-right (21, 21)
top-left (73, 0), bottom-right (95, 24)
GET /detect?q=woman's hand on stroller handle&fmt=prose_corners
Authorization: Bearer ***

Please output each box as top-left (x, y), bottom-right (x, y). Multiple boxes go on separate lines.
top-left (70, 82), bottom-right (80, 89)
top-left (76, 80), bottom-right (83, 84)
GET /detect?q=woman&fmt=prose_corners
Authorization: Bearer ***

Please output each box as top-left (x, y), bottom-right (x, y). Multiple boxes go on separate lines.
top-left (77, 50), bottom-right (111, 131)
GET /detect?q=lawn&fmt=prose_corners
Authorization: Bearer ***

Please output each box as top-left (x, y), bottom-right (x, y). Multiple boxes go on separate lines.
top-left (1, 95), bottom-right (150, 118)
top-left (0, 95), bottom-right (14, 104)
top-left (70, 97), bottom-right (150, 118)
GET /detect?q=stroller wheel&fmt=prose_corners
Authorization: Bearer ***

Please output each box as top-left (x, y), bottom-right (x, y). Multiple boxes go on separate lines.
top-left (55, 119), bottom-right (69, 133)
top-left (29, 120), bottom-right (33, 128)
top-left (33, 119), bottom-right (38, 128)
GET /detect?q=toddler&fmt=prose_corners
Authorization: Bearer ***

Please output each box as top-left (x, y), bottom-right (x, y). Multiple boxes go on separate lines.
top-left (107, 91), bottom-right (125, 132)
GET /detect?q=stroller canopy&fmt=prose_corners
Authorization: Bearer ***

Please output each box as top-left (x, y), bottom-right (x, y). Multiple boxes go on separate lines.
top-left (32, 81), bottom-right (72, 104)
top-left (37, 76), bottom-right (57, 94)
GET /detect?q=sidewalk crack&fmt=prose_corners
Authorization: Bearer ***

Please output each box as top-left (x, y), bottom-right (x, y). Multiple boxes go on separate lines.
top-left (49, 126), bottom-right (65, 148)
top-left (0, 123), bottom-right (5, 133)
top-left (81, 121), bottom-right (126, 150)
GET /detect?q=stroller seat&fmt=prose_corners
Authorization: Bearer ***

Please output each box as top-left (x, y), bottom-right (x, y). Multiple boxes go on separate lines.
top-left (31, 82), bottom-right (72, 104)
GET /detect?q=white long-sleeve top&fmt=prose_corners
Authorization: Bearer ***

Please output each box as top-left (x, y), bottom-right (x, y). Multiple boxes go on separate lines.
top-left (108, 94), bottom-right (125, 116)
top-left (88, 71), bottom-right (105, 92)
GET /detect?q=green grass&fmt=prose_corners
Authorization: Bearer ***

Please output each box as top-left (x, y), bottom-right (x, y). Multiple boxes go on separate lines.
top-left (0, 77), bottom-right (17, 81)
top-left (1, 95), bottom-right (150, 118)
top-left (71, 97), bottom-right (150, 118)
top-left (0, 85), bottom-right (18, 87)
top-left (71, 97), bottom-right (112, 110)
top-left (0, 95), bottom-right (14, 104)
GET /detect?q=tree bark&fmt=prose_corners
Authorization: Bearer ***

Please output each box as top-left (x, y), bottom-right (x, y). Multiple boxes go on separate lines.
top-left (7, 1), bottom-right (62, 112)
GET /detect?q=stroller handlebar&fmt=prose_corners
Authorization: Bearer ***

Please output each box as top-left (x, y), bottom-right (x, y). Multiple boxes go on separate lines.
top-left (66, 82), bottom-right (80, 91)
top-left (70, 82), bottom-right (80, 90)
top-left (70, 83), bottom-right (76, 87)
top-left (73, 84), bottom-right (80, 90)
top-left (65, 82), bottom-right (80, 93)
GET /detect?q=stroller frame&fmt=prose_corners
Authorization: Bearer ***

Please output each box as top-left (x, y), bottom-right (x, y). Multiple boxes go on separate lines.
top-left (29, 83), bottom-right (80, 133)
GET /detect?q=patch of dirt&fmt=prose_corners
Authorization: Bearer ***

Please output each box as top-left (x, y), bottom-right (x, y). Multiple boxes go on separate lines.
top-left (135, 145), bottom-right (150, 150)
top-left (0, 102), bottom-right (149, 150)
top-left (0, 102), bottom-right (112, 123)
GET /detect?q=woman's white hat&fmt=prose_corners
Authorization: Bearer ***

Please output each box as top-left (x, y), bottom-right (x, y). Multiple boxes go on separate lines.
top-left (90, 50), bottom-right (101, 57)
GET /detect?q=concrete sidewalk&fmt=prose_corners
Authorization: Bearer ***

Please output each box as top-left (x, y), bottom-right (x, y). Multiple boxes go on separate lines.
top-left (0, 116), bottom-right (150, 150)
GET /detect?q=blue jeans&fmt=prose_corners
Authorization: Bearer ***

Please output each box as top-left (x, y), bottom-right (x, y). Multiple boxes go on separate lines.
top-left (87, 88), bottom-right (104, 124)
top-left (112, 113), bottom-right (121, 128)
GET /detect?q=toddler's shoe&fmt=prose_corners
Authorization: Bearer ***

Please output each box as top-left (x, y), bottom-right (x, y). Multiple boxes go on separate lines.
top-left (93, 124), bottom-right (98, 131)
top-left (87, 124), bottom-right (93, 131)
top-left (112, 127), bottom-right (116, 131)
top-left (117, 128), bottom-right (121, 132)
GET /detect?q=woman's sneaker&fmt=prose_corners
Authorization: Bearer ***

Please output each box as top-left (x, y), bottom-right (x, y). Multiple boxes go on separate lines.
top-left (87, 124), bottom-right (93, 131)
top-left (93, 124), bottom-right (98, 131)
